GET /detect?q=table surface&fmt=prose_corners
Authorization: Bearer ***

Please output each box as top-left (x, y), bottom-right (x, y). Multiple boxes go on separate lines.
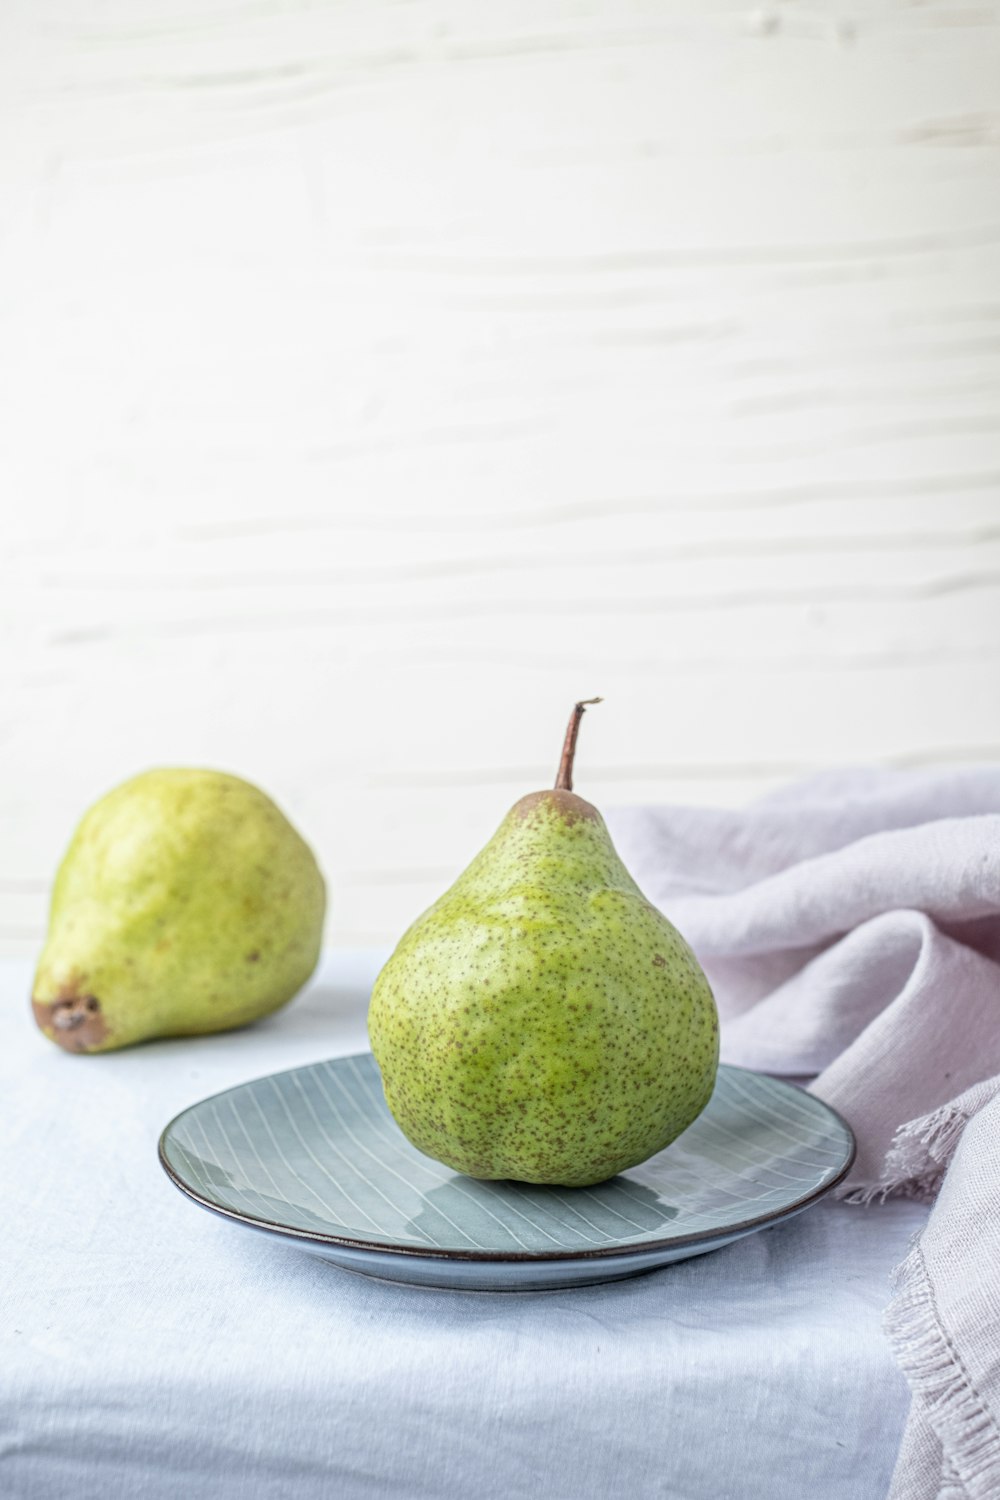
top-left (3, 951), bottom-right (925, 1500)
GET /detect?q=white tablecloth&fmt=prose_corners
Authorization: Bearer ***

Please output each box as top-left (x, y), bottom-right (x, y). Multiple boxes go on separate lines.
top-left (2, 951), bottom-right (925, 1500)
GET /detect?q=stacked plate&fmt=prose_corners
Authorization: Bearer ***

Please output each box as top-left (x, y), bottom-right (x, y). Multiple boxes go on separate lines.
top-left (160, 1052), bottom-right (854, 1291)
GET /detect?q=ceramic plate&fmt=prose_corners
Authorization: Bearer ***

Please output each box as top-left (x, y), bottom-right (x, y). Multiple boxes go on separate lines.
top-left (159, 1052), bottom-right (855, 1291)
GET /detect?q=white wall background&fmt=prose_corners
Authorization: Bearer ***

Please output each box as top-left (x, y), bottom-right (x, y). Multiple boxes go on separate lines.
top-left (2, 0), bottom-right (999, 959)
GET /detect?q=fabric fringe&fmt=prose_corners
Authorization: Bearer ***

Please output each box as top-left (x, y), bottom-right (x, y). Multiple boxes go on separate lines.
top-left (839, 1179), bottom-right (931, 1207)
top-left (884, 1242), bottom-right (1000, 1500)
top-left (839, 1100), bottom-right (976, 1206)
top-left (884, 1101), bottom-right (974, 1191)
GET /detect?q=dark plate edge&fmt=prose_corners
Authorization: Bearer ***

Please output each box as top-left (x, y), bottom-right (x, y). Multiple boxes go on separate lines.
top-left (157, 1055), bottom-right (858, 1265)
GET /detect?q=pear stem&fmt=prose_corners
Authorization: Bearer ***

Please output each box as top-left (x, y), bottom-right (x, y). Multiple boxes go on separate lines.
top-left (554, 698), bottom-right (603, 792)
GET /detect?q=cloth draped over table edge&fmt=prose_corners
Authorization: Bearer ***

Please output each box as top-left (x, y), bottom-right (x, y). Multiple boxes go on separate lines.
top-left (604, 766), bottom-right (1000, 1500)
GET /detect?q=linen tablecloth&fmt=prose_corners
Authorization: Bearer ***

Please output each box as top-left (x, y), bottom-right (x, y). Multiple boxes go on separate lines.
top-left (2, 950), bottom-right (923, 1500)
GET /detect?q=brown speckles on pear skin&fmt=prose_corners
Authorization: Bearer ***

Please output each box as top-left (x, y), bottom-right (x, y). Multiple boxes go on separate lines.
top-left (368, 791), bottom-right (719, 1188)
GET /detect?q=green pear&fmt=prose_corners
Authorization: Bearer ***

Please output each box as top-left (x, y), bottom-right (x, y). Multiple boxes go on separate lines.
top-left (369, 701), bottom-right (718, 1187)
top-left (32, 769), bottom-right (325, 1053)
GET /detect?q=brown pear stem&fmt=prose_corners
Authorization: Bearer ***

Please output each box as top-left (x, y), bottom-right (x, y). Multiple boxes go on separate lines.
top-left (554, 698), bottom-right (603, 792)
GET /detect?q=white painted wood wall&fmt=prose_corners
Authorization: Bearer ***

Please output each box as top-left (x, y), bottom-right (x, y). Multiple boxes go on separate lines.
top-left (2, 0), bottom-right (999, 959)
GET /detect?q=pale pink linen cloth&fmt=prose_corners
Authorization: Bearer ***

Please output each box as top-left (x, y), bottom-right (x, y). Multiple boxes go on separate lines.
top-left (605, 767), bottom-right (1000, 1500)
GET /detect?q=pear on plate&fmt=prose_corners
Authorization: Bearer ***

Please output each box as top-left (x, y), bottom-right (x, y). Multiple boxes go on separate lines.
top-left (32, 769), bottom-right (325, 1053)
top-left (368, 701), bottom-right (719, 1187)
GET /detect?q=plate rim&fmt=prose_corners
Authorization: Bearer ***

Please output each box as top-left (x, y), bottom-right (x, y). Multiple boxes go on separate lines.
top-left (158, 1054), bottom-right (857, 1265)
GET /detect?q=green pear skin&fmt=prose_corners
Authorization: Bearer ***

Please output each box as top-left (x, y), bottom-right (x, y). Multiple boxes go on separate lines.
top-left (32, 769), bottom-right (325, 1053)
top-left (368, 788), bottom-right (719, 1187)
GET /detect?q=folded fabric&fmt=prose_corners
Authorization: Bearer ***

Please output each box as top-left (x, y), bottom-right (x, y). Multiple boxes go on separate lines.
top-left (883, 1078), bottom-right (1000, 1500)
top-left (605, 767), bottom-right (1000, 1197)
top-left (605, 766), bottom-right (1000, 1500)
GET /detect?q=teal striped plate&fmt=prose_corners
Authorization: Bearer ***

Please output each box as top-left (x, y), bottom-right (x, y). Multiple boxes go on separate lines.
top-left (159, 1052), bottom-right (854, 1291)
